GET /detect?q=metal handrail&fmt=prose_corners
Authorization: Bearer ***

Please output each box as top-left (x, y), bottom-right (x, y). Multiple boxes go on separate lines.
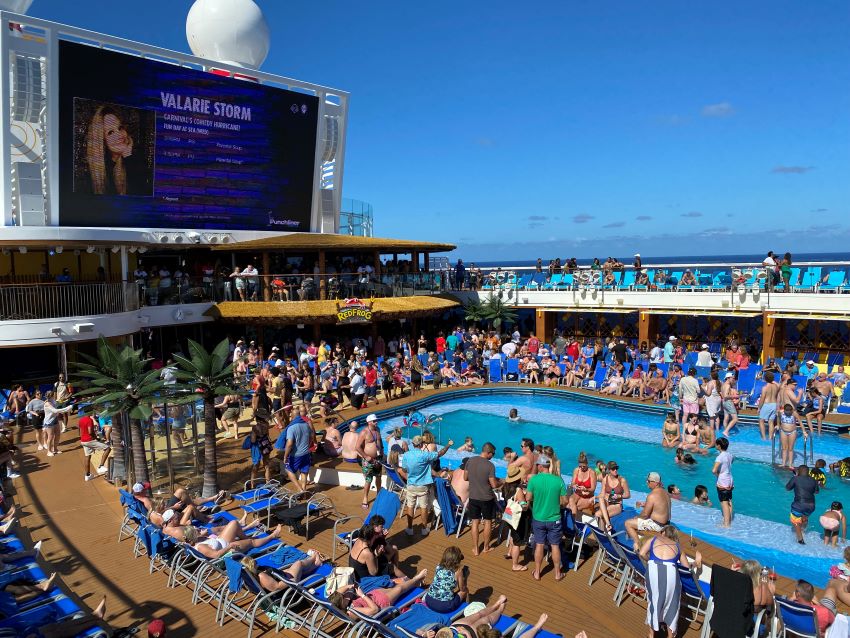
top-left (0, 281), bottom-right (139, 320)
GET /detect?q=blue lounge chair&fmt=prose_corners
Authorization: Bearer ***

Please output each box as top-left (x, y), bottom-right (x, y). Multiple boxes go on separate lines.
top-left (542, 273), bottom-right (562, 290)
top-left (506, 357), bottom-right (520, 383)
top-left (516, 274), bottom-right (532, 289)
top-left (619, 270), bottom-right (635, 289)
top-left (819, 269), bottom-right (847, 293)
top-left (798, 267), bottom-right (822, 292)
top-left (585, 525), bottom-right (629, 600)
top-left (611, 541), bottom-right (647, 606)
top-left (332, 489), bottom-right (402, 560)
top-left (771, 595), bottom-right (819, 638)
top-left (677, 563), bottom-right (710, 629)
top-left (582, 365), bottom-right (607, 389)
top-left (489, 359), bottom-right (503, 383)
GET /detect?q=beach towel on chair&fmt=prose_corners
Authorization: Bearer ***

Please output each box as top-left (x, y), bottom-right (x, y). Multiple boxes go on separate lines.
top-left (225, 557), bottom-right (244, 593)
top-left (360, 574), bottom-right (394, 593)
top-left (388, 603), bottom-right (455, 634)
top-left (257, 545), bottom-right (307, 569)
top-left (434, 478), bottom-right (459, 536)
top-left (610, 507), bottom-right (637, 536)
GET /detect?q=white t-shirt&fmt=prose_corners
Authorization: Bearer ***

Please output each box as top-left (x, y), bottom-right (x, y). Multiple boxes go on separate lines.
top-left (715, 451), bottom-right (734, 488)
top-left (649, 346), bottom-right (663, 363)
top-left (696, 351), bottom-right (713, 367)
top-left (763, 256), bottom-right (777, 267)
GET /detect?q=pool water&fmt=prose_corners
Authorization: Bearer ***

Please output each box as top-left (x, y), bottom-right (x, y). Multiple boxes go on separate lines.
top-left (380, 393), bottom-right (850, 586)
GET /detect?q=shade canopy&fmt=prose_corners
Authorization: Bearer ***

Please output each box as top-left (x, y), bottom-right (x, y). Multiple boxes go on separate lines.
top-left (211, 233), bottom-right (455, 254)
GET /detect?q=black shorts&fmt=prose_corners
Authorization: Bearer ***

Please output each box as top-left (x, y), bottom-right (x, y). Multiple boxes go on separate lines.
top-left (717, 487), bottom-right (733, 502)
top-left (351, 394), bottom-right (365, 410)
top-left (466, 498), bottom-right (497, 521)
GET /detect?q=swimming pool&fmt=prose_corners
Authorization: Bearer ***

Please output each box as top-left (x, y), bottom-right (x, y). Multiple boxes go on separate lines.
top-left (375, 390), bottom-right (850, 587)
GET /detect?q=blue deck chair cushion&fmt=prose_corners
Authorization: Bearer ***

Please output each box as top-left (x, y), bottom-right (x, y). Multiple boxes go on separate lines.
top-left (434, 478), bottom-right (461, 536)
top-left (388, 603), bottom-right (458, 634)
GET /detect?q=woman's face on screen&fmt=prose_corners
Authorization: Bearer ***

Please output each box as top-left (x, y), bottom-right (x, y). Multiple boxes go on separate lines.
top-left (103, 113), bottom-right (129, 154)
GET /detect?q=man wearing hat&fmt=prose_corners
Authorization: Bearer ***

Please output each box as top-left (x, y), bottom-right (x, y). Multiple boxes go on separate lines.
top-left (132, 481), bottom-right (153, 511)
top-left (800, 359), bottom-right (819, 381)
top-left (401, 433), bottom-right (454, 536)
top-left (526, 454), bottom-right (567, 581)
top-left (696, 344), bottom-right (713, 367)
top-left (625, 471), bottom-right (671, 550)
top-left (663, 336), bottom-right (676, 363)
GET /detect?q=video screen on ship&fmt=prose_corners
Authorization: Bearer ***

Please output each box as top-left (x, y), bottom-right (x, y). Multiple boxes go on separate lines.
top-left (57, 40), bottom-right (318, 231)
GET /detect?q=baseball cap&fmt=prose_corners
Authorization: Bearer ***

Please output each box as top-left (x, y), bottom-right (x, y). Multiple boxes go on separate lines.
top-left (668, 336), bottom-right (676, 341)
top-left (647, 471), bottom-right (661, 483)
top-left (162, 509), bottom-right (175, 523)
top-left (147, 619), bottom-right (167, 637)
top-left (724, 372), bottom-right (735, 380)
top-left (806, 360), bottom-right (815, 365)
top-left (366, 414), bottom-right (377, 423)
top-left (411, 435), bottom-right (423, 447)
top-left (536, 454), bottom-right (551, 467)
top-left (701, 344), bottom-right (709, 350)
top-left (132, 481), bottom-right (150, 493)
top-left (634, 253), bottom-right (640, 257)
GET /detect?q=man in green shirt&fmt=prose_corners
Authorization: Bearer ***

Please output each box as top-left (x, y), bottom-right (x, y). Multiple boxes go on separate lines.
top-left (527, 455), bottom-right (568, 581)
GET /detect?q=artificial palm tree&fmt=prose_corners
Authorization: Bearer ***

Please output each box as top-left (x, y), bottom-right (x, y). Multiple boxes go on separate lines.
top-left (481, 295), bottom-right (518, 331)
top-left (170, 338), bottom-right (236, 498)
top-left (72, 336), bottom-right (165, 485)
top-left (463, 299), bottom-right (485, 326)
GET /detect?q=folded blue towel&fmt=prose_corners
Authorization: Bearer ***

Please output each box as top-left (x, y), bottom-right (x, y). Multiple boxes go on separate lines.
top-left (256, 545), bottom-right (307, 569)
top-left (610, 507), bottom-right (638, 537)
top-left (388, 603), bottom-right (455, 633)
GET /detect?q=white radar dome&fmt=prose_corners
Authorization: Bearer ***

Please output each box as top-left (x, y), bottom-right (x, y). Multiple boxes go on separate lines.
top-left (186, 0), bottom-right (270, 70)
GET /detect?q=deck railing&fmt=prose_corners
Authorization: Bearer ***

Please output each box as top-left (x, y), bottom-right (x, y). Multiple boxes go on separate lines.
top-left (0, 282), bottom-right (139, 320)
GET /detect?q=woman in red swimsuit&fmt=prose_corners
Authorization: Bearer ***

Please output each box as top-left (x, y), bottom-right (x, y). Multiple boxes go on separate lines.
top-left (568, 451), bottom-right (597, 517)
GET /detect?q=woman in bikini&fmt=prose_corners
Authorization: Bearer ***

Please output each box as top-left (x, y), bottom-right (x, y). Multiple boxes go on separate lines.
top-left (596, 460), bottom-right (630, 532)
top-left (721, 374), bottom-right (739, 437)
top-left (679, 413), bottom-right (701, 453)
top-left (183, 521), bottom-right (282, 559)
top-left (661, 413), bottom-right (680, 448)
top-left (328, 569), bottom-right (428, 618)
top-left (567, 451), bottom-right (597, 517)
top-left (778, 403), bottom-right (806, 469)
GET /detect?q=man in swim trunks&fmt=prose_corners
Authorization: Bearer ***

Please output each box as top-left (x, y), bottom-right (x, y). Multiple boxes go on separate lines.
top-left (757, 370), bottom-right (780, 440)
top-left (625, 471), bottom-right (671, 550)
top-left (356, 414), bottom-right (384, 508)
top-left (509, 438), bottom-right (537, 477)
top-left (787, 464), bottom-right (819, 544)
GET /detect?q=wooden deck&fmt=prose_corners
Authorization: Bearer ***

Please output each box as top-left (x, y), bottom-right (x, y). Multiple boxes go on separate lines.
top-left (10, 400), bottom-right (823, 638)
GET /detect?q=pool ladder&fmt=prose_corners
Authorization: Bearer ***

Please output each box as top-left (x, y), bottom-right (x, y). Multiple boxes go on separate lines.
top-left (771, 428), bottom-right (814, 467)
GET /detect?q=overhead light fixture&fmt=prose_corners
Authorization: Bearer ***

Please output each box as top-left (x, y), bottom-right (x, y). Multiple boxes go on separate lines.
top-left (186, 231), bottom-right (201, 244)
top-left (50, 327), bottom-right (62, 335)
top-left (159, 234), bottom-right (169, 244)
top-left (73, 249), bottom-right (81, 256)
top-left (128, 246), bottom-right (137, 253)
top-left (173, 234), bottom-right (185, 243)
top-left (138, 247), bottom-right (147, 254)
top-left (111, 246), bottom-right (121, 253)
top-left (55, 246), bottom-right (63, 254)
top-left (73, 322), bottom-right (95, 334)
top-left (221, 235), bottom-right (231, 244)
top-left (205, 234), bottom-right (219, 244)
top-left (18, 246), bottom-right (27, 254)
top-left (616, 298), bottom-right (624, 305)
top-left (86, 246), bottom-right (96, 253)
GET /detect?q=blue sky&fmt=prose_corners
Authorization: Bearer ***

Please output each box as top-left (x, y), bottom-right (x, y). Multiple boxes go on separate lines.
top-left (31, 1), bottom-right (850, 260)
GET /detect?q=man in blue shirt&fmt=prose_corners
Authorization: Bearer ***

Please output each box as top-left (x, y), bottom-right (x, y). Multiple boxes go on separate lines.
top-left (401, 434), bottom-right (453, 536)
top-left (663, 336), bottom-right (676, 363)
top-left (281, 413), bottom-right (314, 491)
top-left (800, 360), bottom-right (819, 380)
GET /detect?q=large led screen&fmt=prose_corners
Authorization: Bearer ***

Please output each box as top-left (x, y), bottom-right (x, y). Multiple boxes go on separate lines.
top-left (58, 41), bottom-right (319, 231)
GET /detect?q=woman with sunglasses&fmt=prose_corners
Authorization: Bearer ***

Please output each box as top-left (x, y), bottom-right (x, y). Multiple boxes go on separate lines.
top-left (567, 451), bottom-right (597, 517)
top-left (596, 461), bottom-right (631, 533)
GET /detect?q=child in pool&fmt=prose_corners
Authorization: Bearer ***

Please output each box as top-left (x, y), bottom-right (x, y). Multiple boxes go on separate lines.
top-left (820, 501), bottom-right (846, 546)
top-left (508, 408), bottom-right (521, 422)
